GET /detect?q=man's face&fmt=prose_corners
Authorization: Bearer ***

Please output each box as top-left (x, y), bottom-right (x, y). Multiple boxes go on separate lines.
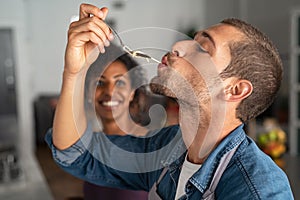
top-left (150, 24), bottom-right (246, 155)
top-left (150, 24), bottom-right (245, 104)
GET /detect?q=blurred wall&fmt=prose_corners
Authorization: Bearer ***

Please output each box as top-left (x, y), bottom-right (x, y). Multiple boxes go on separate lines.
top-left (206, 0), bottom-right (300, 98)
top-left (0, 0), bottom-right (205, 154)
top-left (1, 0), bottom-right (299, 154)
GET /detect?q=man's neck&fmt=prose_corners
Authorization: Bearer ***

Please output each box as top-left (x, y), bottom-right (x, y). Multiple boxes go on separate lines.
top-left (186, 119), bottom-right (242, 164)
top-left (178, 97), bottom-right (243, 164)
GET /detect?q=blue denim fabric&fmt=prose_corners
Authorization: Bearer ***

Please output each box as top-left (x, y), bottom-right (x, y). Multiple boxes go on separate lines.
top-left (45, 125), bottom-right (294, 199)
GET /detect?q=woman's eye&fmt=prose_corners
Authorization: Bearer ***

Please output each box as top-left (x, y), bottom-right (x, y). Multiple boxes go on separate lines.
top-left (116, 80), bottom-right (126, 87)
top-left (96, 80), bottom-right (105, 87)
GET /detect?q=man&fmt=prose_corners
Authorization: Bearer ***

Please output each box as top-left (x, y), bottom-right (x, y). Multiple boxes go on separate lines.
top-left (46, 3), bottom-right (294, 199)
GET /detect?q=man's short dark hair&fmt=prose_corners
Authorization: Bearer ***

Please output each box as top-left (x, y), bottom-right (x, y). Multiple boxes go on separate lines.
top-left (220, 18), bottom-right (283, 122)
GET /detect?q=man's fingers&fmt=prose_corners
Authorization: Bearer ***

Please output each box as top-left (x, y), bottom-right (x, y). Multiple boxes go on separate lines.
top-left (79, 3), bottom-right (105, 20)
top-left (101, 7), bottom-right (109, 20)
top-left (69, 31), bottom-right (106, 53)
top-left (69, 17), bottom-right (111, 45)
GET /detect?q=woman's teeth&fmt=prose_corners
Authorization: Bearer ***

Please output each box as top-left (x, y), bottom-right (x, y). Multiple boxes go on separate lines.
top-left (102, 101), bottom-right (119, 107)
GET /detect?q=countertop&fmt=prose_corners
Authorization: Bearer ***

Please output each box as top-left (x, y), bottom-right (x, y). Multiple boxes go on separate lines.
top-left (0, 151), bottom-right (53, 200)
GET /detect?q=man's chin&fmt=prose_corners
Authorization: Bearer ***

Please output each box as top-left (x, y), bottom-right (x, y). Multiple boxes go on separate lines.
top-left (149, 81), bottom-right (176, 98)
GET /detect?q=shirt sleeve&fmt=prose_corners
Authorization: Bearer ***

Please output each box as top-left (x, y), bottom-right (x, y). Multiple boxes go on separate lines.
top-left (44, 125), bottom-right (93, 167)
top-left (44, 125), bottom-right (182, 191)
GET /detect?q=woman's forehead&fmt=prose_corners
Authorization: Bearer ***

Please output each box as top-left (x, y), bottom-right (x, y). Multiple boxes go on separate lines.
top-left (101, 61), bottom-right (129, 78)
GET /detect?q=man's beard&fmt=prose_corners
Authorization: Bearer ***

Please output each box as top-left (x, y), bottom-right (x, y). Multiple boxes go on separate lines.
top-left (150, 67), bottom-right (213, 107)
top-left (150, 76), bottom-right (176, 98)
top-left (150, 68), bottom-right (192, 100)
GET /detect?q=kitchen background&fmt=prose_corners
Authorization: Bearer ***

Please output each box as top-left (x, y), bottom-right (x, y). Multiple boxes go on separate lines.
top-left (0, 0), bottom-right (299, 199)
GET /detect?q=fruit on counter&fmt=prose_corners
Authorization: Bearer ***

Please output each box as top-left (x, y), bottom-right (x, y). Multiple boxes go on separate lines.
top-left (257, 128), bottom-right (286, 159)
top-left (258, 133), bottom-right (269, 146)
top-left (262, 141), bottom-right (286, 159)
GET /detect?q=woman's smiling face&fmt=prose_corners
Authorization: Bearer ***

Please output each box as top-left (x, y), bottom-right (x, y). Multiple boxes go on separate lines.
top-left (94, 60), bottom-right (134, 122)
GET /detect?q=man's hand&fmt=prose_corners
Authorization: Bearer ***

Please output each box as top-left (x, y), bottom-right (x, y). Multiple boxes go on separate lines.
top-left (64, 3), bottom-right (114, 76)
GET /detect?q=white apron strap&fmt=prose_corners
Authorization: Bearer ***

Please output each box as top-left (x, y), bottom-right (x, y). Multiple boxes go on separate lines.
top-left (202, 145), bottom-right (239, 200)
top-left (148, 167), bottom-right (168, 200)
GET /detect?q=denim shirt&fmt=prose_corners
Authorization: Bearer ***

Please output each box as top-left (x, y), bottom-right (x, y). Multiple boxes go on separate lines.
top-left (45, 125), bottom-right (294, 200)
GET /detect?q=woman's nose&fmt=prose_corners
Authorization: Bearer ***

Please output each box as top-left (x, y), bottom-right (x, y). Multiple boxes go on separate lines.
top-left (104, 83), bottom-right (115, 96)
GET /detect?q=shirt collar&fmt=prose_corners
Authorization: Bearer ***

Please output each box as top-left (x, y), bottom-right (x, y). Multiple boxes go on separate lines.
top-left (187, 124), bottom-right (246, 193)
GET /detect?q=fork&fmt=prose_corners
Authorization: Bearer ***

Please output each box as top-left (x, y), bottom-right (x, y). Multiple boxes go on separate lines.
top-left (106, 23), bottom-right (161, 63)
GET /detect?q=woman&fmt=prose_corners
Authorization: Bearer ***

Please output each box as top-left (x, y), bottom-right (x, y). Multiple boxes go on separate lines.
top-left (83, 45), bottom-right (162, 200)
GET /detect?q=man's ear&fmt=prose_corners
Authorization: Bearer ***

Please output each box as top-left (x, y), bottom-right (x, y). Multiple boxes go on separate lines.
top-left (224, 80), bottom-right (253, 101)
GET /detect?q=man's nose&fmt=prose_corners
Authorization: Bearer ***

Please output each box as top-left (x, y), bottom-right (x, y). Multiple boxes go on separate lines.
top-left (171, 40), bottom-right (197, 57)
